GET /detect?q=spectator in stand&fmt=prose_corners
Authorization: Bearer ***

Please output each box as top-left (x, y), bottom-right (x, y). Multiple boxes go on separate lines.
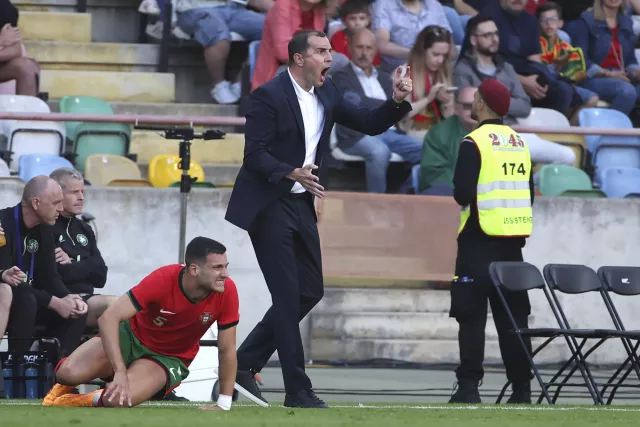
top-left (537, 2), bottom-right (599, 116)
top-left (372, 0), bottom-right (452, 74)
top-left (481, 0), bottom-right (578, 118)
top-left (418, 86), bottom-right (477, 195)
top-left (330, 0), bottom-right (381, 67)
top-left (444, 0), bottom-right (486, 44)
top-left (552, 0), bottom-right (594, 22)
top-left (454, 15), bottom-right (576, 165)
top-left (566, 0), bottom-right (640, 116)
top-left (0, 0), bottom-right (40, 96)
top-left (252, 0), bottom-right (348, 90)
top-left (176, 0), bottom-right (272, 104)
top-left (398, 25), bottom-right (456, 141)
top-left (332, 28), bottom-right (422, 193)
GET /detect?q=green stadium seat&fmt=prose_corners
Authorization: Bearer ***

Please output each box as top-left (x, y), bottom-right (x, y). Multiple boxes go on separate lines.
top-left (59, 95), bottom-right (132, 172)
top-left (558, 189), bottom-right (606, 198)
top-left (538, 164), bottom-right (595, 197)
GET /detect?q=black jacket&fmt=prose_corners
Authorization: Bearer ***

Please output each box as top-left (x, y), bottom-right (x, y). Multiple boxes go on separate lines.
top-left (453, 118), bottom-right (535, 246)
top-left (225, 71), bottom-right (412, 231)
top-left (52, 215), bottom-right (107, 296)
top-left (332, 64), bottom-right (396, 150)
top-left (0, 204), bottom-right (70, 308)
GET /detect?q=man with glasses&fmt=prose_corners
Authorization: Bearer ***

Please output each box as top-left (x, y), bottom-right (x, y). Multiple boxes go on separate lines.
top-left (417, 87), bottom-right (477, 195)
top-left (453, 14), bottom-right (576, 166)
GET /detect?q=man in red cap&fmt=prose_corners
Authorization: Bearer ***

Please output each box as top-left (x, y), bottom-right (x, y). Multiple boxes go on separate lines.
top-left (448, 79), bottom-right (535, 404)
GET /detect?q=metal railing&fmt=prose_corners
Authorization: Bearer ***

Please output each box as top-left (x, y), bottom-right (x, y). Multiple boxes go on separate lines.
top-left (0, 111), bottom-right (638, 137)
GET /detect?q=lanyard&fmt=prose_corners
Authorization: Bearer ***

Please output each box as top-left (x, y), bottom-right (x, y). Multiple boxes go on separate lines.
top-left (14, 206), bottom-right (35, 282)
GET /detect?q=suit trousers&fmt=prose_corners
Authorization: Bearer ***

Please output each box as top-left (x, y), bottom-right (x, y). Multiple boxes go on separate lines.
top-left (237, 191), bottom-right (324, 394)
top-left (450, 239), bottom-right (533, 385)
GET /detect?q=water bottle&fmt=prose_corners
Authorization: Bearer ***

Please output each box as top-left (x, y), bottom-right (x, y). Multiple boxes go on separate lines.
top-left (2, 362), bottom-right (13, 399)
top-left (42, 363), bottom-right (54, 398)
top-left (25, 363), bottom-right (39, 399)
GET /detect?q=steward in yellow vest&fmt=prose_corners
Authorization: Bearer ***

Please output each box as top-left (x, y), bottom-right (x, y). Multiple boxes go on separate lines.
top-left (448, 79), bottom-right (535, 406)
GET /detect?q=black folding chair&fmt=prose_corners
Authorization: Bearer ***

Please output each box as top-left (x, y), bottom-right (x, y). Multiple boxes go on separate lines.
top-left (489, 261), bottom-right (603, 405)
top-left (596, 266), bottom-right (640, 404)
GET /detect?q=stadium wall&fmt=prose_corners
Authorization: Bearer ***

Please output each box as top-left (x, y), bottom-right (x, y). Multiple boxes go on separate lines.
top-left (1, 182), bottom-right (639, 366)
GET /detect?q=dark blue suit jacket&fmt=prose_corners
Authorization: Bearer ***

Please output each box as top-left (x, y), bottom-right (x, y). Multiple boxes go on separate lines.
top-left (225, 71), bottom-right (412, 232)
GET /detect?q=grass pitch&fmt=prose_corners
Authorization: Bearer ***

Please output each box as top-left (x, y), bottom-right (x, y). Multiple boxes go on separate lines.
top-left (2, 401), bottom-right (640, 427)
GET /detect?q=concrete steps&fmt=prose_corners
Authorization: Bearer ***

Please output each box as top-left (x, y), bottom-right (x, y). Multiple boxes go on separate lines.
top-left (24, 41), bottom-right (158, 72)
top-left (20, 11), bottom-right (91, 42)
top-left (40, 69), bottom-right (175, 103)
top-left (308, 288), bottom-right (569, 365)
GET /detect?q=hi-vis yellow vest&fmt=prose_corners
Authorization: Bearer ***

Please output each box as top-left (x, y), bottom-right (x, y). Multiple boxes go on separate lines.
top-left (459, 124), bottom-right (533, 238)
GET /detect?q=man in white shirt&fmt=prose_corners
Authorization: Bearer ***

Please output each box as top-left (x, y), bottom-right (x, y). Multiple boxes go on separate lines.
top-left (225, 29), bottom-right (414, 408)
top-left (332, 28), bottom-right (423, 193)
top-left (175, 0), bottom-right (272, 104)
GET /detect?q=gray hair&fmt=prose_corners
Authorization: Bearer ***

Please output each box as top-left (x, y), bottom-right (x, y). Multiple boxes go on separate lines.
top-left (50, 167), bottom-right (84, 190)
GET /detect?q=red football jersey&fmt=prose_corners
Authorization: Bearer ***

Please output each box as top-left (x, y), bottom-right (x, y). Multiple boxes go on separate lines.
top-left (126, 264), bottom-right (240, 365)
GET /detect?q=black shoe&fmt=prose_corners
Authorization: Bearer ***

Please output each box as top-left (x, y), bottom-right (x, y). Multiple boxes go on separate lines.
top-left (235, 370), bottom-right (268, 406)
top-left (506, 382), bottom-right (531, 404)
top-left (284, 389), bottom-right (329, 408)
top-left (448, 381), bottom-right (482, 404)
top-left (164, 390), bottom-right (189, 401)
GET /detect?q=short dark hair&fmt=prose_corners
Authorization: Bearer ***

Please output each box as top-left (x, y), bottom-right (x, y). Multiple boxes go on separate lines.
top-left (185, 237), bottom-right (226, 266)
top-left (288, 29), bottom-right (327, 64)
top-left (536, 1), bottom-right (562, 19)
top-left (339, 0), bottom-right (371, 19)
top-left (459, 15), bottom-right (495, 60)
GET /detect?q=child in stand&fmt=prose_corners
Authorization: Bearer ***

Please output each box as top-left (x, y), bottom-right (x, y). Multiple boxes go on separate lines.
top-left (537, 1), bottom-right (599, 115)
top-left (330, 0), bottom-right (381, 67)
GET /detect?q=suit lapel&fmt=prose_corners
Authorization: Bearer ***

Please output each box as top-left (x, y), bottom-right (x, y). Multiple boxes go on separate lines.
top-left (281, 72), bottom-right (305, 135)
top-left (315, 86), bottom-right (332, 142)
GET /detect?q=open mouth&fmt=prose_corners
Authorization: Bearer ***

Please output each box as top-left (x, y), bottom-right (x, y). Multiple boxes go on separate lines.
top-left (320, 67), bottom-right (330, 80)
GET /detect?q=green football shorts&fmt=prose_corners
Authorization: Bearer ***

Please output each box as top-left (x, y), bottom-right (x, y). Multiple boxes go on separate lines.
top-left (119, 320), bottom-right (190, 396)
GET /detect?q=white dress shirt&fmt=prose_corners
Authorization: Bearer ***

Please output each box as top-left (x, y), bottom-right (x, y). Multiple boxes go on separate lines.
top-left (288, 69), bottom-right (325, 193)
top-left (350, 62), bottom-right (396, 130)
top-left (350, 62), bottom-right (387, 101)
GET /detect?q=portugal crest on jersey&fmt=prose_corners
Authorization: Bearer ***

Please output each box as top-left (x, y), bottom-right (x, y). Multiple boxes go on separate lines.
top-left (200, 312), bottom-right (212, 325)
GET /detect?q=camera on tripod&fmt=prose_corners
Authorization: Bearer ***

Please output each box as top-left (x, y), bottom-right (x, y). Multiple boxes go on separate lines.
top-left (133, 124), bottom-right (226, 263)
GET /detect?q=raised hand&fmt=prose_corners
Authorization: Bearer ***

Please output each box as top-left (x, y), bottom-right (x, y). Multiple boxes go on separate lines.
top-left (392, 65), bottom-right (413, 102)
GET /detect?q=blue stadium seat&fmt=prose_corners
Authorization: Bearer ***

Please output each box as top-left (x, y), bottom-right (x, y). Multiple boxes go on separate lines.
top-left (591, 136), bottom-right (640, 184)
top-left (578, 108), bottom-right (633, 154)
top-left (411, 164), bottom-right (420, 192)
top-left (248, 41), bottom-right (260, 81)
top-left (600, 167), bottom-right (640, 198)
top-left (18, 154), bottom-right (74, 182)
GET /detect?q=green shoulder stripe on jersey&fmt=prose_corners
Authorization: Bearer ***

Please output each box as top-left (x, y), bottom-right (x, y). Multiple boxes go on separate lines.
top-left (127, 290), bottom-right (142, 312)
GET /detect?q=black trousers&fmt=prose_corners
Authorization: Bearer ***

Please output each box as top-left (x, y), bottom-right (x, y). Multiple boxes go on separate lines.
top-left (450, 239), bottom-right (533, 385)
top-left (237, 192), bottom-right (324, 394)
top-left (7, 284), bottom-right (88, 358)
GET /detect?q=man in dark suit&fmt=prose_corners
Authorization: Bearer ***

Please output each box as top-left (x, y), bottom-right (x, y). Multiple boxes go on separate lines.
top-left (225, 29), bottom-right (413, 408)
top-left (332, 28), bottom-right (423, 193)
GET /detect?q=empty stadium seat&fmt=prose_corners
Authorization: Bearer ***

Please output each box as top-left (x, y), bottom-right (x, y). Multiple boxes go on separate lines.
top-left (0, 158), bottom-right (10, 177)
top-left (517, 107), bottom-right (571, 128)
top-left (7, 120), bottom-right (66, 171)
top-left (148, 154), bottom-right (206, 188)
top-left (600, 167), bottom-right (640, 198)
top-left (0, 95), bottom-right (66, 170)
top-left (538, 164), bottom-right (595, 196)
top-left (84, 154), bottom-right (149, 187)
top-left (59, 96), bottom-right (132, 172)
top-left (578, 108), bottom-right (633, 154)
top-left (18, 154), bottom-right (74, 182)
top-left (591, 136), bottom-right (640, 184)
top-left (169, 181), bottom-right (216, 189)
